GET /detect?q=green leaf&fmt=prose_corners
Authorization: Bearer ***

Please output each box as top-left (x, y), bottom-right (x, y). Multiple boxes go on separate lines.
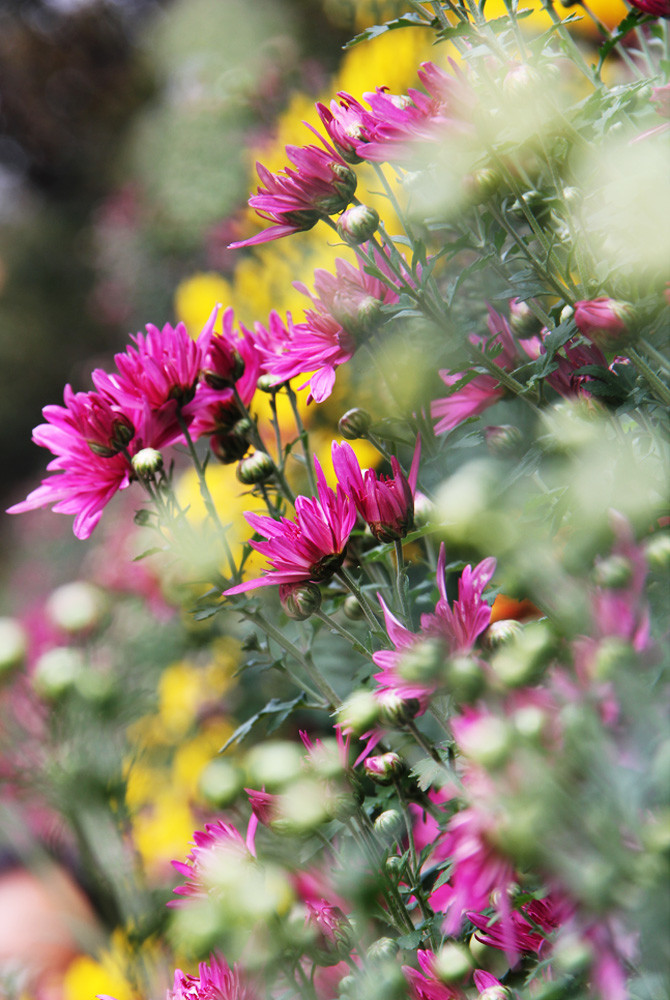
top-left (132, 546), bottom-right (165, 562)
top-left (219, 693), bottom-right (309, 752)
top-left (344, 13), bottom-right (433, 49)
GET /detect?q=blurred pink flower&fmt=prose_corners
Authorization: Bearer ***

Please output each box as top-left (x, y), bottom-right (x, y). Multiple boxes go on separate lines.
top-left (223, 457), bottom-right (356, 595)
top-left (573, 298), bottom-right (632, 348)
top-left (229, 144), bottom-right (357, 248)
top-left (169, 820), bottom-right (254, 906)
top-left (168, 954), bottom-right (257, 1000)
top-left (627, 0), bottom-right (670, 15)
top-left (432, 307), bottom-right (519, 435)
top-left (469, 894), bottom-right (571, 957)
top-left (472, 970), bottom-right (508, 999)
top-left (403, 949), bottom-right (466, 1000)
top-left (421, 544), bottom-right (496, 653)
top-left (372, 595), bottom-right (435, 712)
top-left (332, 439), bottom-right (420, 542)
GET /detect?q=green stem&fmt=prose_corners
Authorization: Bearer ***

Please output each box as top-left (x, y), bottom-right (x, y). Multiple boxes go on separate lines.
top-left (287, 384), bottom-right (317, 496)
top-left (640, 337), bottom-right (670, 376)
top-left (313, 608), bottom-right (373, 658)
top-left (628, 346), bottom-right (670, 407)
top-left (394, 539), bottom-right (411, 628)
top-left (337, 567), bottom-right (385, 636)
top-left (233, 386), bottom-right (296, 505)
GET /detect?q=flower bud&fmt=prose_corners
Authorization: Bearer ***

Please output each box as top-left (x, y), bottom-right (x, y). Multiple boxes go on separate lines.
top-left (485, 618), bottom-right (523, 648)
top-left (398, 639), bottom-right (444, 685)
top-left (236, 450), bottom-right (275, 485)
top-left (444, 654), bottom-right (486, 705)
top-left (366, 937), bottom-right (399, 962)
top-left (378, 690), bottom-right (419, 727)
top-left (509, 297), bottom-right (542, 338)
top-left (338, 408), bottom-right (372, 441)
top-left (306, 900), bottom-right (355, 966)
top-left (463, 167), bottom-right (501, 204)
top-left (336, 689), bottom-right (380, 736)
top-left (314, 162), bottom-right (357, 215)
top-left (491, 620), bottom-right (554, 687)
top-left (202, 346), bottom-right (245, 390)
top-left (479, 985), bottom-right (510, 1000)
top-left (503, 62), bottom-right (541, 99)
top-left (593, 554), bottom-right (633, 589)
top-left (591, 637), bottom-right (634, 681)
top-left (0, 617), bottom-right (27, 678)
top-left (279, 582), bottom-right (322, 621)
top-left (484, 424), bottom-right (523, 457)
top-left (33, 647), bottom-right (85, 700)
top-left (199, 759), bottom-right (244, 807)
top-left (373, 808), bottom-right (402, 840)
top-left (363, 752), bottom-right (404, 784)
top-left (210, 430), bottom-right (249, 464)
top-left (45, 581), bottom-right (107, 635)
top-left (131, 447), bottom-right (163, 477)
top-left (385, 854), bottom-right (405, 876)
top-left (644, 531), bottom-right (670, 572)
top-left (342, 594), bottom-right (365, 620)
top-left (574, 298), bottom-right (634, 348)
top-left (458, 715), bottom-right (512, 770)
top-left (432, 943), bottom-right (473, 983)
top-left (257, 373), bottom-right (280, 393)
top-left (337, 204), bottom-right (380, 245)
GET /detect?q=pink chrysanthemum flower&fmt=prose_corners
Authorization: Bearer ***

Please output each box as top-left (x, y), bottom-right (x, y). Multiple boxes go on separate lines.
top-left (472, 970), bottom-right (508, 999)
top-left (372, 595), bottom-right (435, 713)
top-left (573, 298), bottom-right (633, 348)
top-left (229, 144), bottom-right (357, 249)
top-left (421, 544), bottom-right (496, 653)
top-left (223, 457), bottom-right (356, 595)
top-left (403, 950), bottom-right (466, 1000)
top-left (332, 439), bottom-right (420, 543)
top-left (520, 332), bottom-right (609, 400)
top-left (255, 308), bottom-right (354, 405)
top-left (93, 318), bottom-right (205, 413)
top-left (469, 893), bottom-right (571, 957)
top-left (168, 954), bottom-right (258, 1000)
top-left (432, 308), bottom-right (520, 436)
top-left (184, 309), bottom-right (261, 441)
top-left (6, 388), bottom-right (178, 539)
top-left (169, 820), bottom-right (255, 906)
top-left (319, 61), bottom-right (473, 166)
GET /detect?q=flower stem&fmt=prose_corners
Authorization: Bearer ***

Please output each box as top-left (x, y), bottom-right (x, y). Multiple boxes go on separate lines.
top-left (337, 567), bottom-right (385, 636)
top-left (287, 384), bottom-right (317, 496)
top-left (628, 347), bottom-right (670, 407)
top-left (394, 539), bottom-right (411, 628)
top-left (313, 608), bottom-right (373, 658)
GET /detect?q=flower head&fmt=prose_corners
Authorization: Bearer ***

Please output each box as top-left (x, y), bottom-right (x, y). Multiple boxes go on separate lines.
top-left (332, 439), bottom-right (420, 543)
top-left (169, 820), bottom-right (253, 906)
top-left (372, 596), bottom-right (435, 713)
top-left (627, 0), bottom-right (670, 15)
top-left (223, 457), bottom-right (355, 595)
top-left (403, 950), bottom-right (466, 1000)
top-left (168, 954), bottom-right (257, 1000)
top-left (229, 144), bottom-right (357, 249)
top-left (573, 298), bottom-right (633, 348)
top-left (421, 544), bottom-right (496, 654)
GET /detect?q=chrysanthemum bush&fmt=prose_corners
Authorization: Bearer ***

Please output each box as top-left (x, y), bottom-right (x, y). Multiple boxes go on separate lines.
top-left (5, 2), bottom-right (670, 999)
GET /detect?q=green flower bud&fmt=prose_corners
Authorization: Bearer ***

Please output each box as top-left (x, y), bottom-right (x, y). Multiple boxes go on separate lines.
top-left (363, 751), bottom-right (404, 785)
top-left (593, 554), bottom-right (633, 589)
top-left (337, 204), bottom-right (380, 245)
top-left (445, 654), bottom-right (486, 705)
top-left (236, 450), bottom-right (275, 485)
top-left (463, 167), bottom-right (501, 204)
top-left (342, 594), bottom-right (365, 620)
top-left (336, 689), bottom-right (380, 736)
top-left (491, 620), bottom-right (554, 688)
top-left (644, 531), bottom-right (670, 572)
top-left (366, 937), bottom-right (399, 962)
top-left (131, 447), bottom-right (163, 477)
top-left (484, 424), bottom-right (523, 457)
top-left (458, 716), bottom-right (512, 770)
top-left (432, 943), bottom-right (473, 983)
top-left (373, 808), bottom-right (403, 840)
top-left (280, 582), bottom-right (322, 621)
top-left (257, 373), bottom-right (280, 393)
top-left (45, 581), bottom-right (107, 635)
top-left (33, 647), bottom-right (85, 700)
top-left (315, 162), bottom-right (357, 215)
top-left (199, 759), bottom-right (244, 807)
top-left (398, 639), bottom-right (444, 685)
top-left (0, 617), bottom-right (27, 677)
top-left (485, 618), bottom-right (523, 648)
top-left (338, 407), bottom-right (372, 441)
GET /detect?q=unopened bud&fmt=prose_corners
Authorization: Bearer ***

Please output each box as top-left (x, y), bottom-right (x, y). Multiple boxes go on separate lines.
top-left (279, 582), bottom-right (321, 621)
top-left (485, 618), bottom-right (523, 648)
top-left (33, 647), bottom-right (85, 699)
top-left (199, 759), bottom-right (243, 807)
top-left (644, 531), bottom-right (670, 572)
top-left (336, 689), bottom-right (380, 736)
top-left (574, 298), bottom-right (634, 348)
top-left (0, 617), bottom-right (27, 677)
top-left (257, 373), bottom-right (280, 393)
top-left (512, 704), bottom-right (548, 742)
top-left (202, 349), bottom-right (244, 390)
top-left (398, 639), bottom-right (444, 684)
top-left (463, 167), bottom-right (500, 204)
top-left (503, 62), bottom-right (541, 99)
top-left (432, 943), bottom-right (473, 983)
top-left (373, 808), bottom-right (402, 840)
top-left (484, 424), bottom-right (523, 457)
top-left (337, 204), bottom-right (380, 245)
top-left (131, 447), bottom-right (163, 477)
top-left (445, 655), bottom-right (486, 704)
top-left (338, 408), bottom-right (371, 440)
top-left (45, 581), bottom-right (107, 635)
top-left (342, 594), bottom-right (365, 620)
top-left (366, 937), bottom-right (399, 962)
top-left (509, 298), bottom-right (542, 339)
top-left (491, 620), bottom-right (554, 687)
top-left (363, 752), bottom-right (404, 784)
top-left (378, 690), bottom-right (419, 726)
top-left (315, 162), bottom-right (357, 215)
top-left (236, 450), bottom-right (275, 485)
top-left (593, 554), bottom-right (632, 589)
top-left (210, 430), bottom-right (249, 464)
top-left (591, 637), bottom-right (634, 681)
top-left (479, 985), bottom-right (510, 1000)
top-left (458, 715), bottom-right (512, 770)
top-left (385, 854), bottom-right (405, 876)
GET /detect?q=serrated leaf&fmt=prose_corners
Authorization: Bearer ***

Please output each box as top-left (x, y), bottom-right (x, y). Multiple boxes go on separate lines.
top-left (219, 693), bottom-right (309, 752)
top-left (411, 755), bottom-right (448, 791)
top-left (344, 13), bottom-right (432, 48)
